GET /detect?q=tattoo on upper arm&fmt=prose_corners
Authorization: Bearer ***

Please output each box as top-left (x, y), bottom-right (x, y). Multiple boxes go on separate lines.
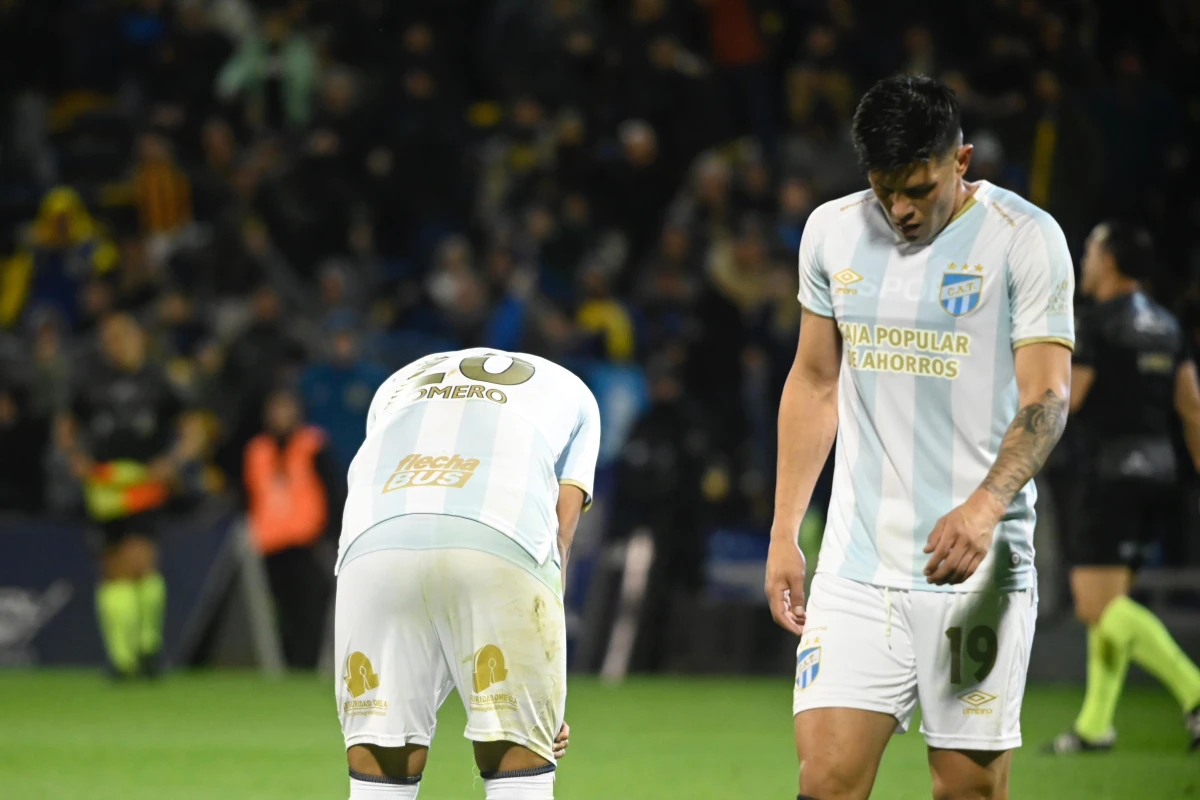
top-left (981, 389), bottom-right (1068, 508)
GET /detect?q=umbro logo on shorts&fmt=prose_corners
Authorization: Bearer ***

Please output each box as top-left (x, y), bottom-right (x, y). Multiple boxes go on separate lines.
top-left (957, 689), bottom-right (997, 716)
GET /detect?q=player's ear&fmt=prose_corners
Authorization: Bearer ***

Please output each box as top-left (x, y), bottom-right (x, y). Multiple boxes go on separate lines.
top-left (955, 143), bottom-right (973, 177)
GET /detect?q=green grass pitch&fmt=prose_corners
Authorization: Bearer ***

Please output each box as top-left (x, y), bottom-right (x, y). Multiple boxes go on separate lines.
top-left (0, 672), bottom-right (1195, 799)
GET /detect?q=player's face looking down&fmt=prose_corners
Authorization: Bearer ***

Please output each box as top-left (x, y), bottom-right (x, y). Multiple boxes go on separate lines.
top-left (868, 145), bottom-right (972, 245)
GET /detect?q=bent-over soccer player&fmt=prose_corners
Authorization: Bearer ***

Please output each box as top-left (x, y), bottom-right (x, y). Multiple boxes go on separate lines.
top-left (334, 349), bottom-right (600, 800)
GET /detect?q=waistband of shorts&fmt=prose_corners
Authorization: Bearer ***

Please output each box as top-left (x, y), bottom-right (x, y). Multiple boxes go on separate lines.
top-left (340, 514), bottom-right (561, 596)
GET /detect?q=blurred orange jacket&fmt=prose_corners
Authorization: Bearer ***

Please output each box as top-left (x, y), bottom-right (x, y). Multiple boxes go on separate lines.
top-left (243, 426), bottom-right (328, 555)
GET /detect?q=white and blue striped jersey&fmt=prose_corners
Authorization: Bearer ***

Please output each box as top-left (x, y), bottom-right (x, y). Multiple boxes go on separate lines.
top-left (337, 348), bottom-right (601, 572)
top-left (798, 181), bottom-right (1075, 592)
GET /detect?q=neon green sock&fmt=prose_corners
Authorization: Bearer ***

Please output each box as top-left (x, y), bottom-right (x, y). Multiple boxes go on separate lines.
top-left (1098, 596), bottom-right (1200, 713)
top-left (1074, 626), bottom-right (1129, 741)
top-left (135, 572), bottom-right (167, 655)
top-left (96, 581), bottom-right (139, 674)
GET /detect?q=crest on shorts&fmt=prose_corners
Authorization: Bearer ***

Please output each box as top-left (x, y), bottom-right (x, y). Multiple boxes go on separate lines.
top-left (940, 264), bottom-right (984, 317)
top-left (795, 645), bottom-right (821, 690)
top-left (473, 644), bottom-right (509, 692)
top-left (344, 652), bottom-right (381, 698)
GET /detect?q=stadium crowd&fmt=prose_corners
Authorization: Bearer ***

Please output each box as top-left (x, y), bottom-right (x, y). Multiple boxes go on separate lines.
top-left (1, 0), bottom-right (1199, 558)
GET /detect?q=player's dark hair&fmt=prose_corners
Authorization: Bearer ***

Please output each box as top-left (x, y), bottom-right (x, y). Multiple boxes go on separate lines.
top-left (1100, 220), bottom-right (1154, 281)
top-left (851, 75), bottom-right (961, 175)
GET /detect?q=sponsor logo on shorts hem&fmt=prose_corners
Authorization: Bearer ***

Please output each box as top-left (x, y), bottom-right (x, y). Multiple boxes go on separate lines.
top-left (470, 692), bottom-right (519, 712)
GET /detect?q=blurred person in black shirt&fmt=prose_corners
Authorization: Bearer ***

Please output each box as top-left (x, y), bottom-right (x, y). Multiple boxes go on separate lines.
top-left (613, 356), bottom-right (716, 671)
top-left (1046, 222), bottom-right (1200, 754)
top-left (57, 313), bottom-right (203, 678)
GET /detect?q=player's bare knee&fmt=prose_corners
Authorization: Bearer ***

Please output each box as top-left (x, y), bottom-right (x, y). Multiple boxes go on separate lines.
top-left (930, 751), bottom-right (1006, 800)
top-left (799, 759), bottom-right (872, 800)
top-left (347, 743), bottom-right (427, 779)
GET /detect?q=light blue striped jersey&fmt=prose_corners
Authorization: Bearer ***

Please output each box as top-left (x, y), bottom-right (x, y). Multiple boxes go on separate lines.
top-left (336, 348), bottom-right (601, 573)
top-left (796, 181), bottom-right (1075, 592)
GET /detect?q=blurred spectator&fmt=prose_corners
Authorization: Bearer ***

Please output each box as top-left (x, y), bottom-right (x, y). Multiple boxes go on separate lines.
top-left (192, 117), bottom-right (239, 221)
top-left (671, 152), bottom-right (735, 251)
top-left (131, 132), bottom-right (193, 240)
top-left (243, 389), bottom-right (340, 670)
top-left (706, 216), bottom-right (780, 316)
top-left (216, 9), bottom-right (318, 132)
top-left (699, 0), bottom-right (777, 153)
top-left (1001, 69), bottom-right (1105, 251)
top-left (601, 120), bottom-right (678, 264)
top-left (219, 285), bottom-right (307, 479)
top-left (614, 358), bottom-right (717, 670)
top-left (781, 98), bottom-right (860, 202)
top-left (773, 176), bottom-right (813, 258)
top-left (0, 188), bottom-right (118, 331)
top-left (138, 0), bottom-right (233, 126)
top-left (785, 24), bottom-right (857, 133)
top-left (25, 308), bottom-right (72, 419)
top-left (299, 327), bottom-right (388, 471)
top-left (1092, 48), bottom-right (1182, 219)
top-left (576, 266), bottom-right (635, 363)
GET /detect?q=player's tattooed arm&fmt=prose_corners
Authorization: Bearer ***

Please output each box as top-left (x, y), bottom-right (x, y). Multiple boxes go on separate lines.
top-left (980, 387), bottom-right (1068, 508)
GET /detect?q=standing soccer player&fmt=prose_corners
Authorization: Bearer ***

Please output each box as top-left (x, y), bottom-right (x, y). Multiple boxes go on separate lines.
top-left (334, 348), bottom-right (600, 800)
top-left (765, 75), bottom-right (1074, 800)
top-left (1044, 221), bottom-right (1200, 754)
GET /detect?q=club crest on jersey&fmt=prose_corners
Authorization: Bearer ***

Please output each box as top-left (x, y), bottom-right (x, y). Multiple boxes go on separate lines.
top-left (795, 645), bottom-right (821, 690)
top-left (940, 264), bottom-right (984, 317)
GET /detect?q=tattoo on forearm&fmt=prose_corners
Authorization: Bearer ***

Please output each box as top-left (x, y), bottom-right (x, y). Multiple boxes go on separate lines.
top-left (980, 389), bottom-right (1068, 508)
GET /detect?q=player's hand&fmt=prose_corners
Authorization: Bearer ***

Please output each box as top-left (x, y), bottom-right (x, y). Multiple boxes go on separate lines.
top-left (923, 490), bottom-right (1004, 585)
top-left (764, 533), bottom-right (807, 635)
top-left (552, 721), bottom-right (569, 759)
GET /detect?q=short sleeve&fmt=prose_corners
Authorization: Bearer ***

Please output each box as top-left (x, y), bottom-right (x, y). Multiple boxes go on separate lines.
top-left (1008, 214), bottom-right (1076, 350)
top-left (796, 210), bottom-right (833, 317)
top-left (555, 384), bottom-right (601, 511)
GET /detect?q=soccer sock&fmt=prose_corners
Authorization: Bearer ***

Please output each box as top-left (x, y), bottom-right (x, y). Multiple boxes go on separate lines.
top-left (135, 572), bottom-right (167, 655)
top-left (481, 765), bottom-right (555, 800)
top-left (348, 771), bottom-right (420, 798)
top-left (96, 580), bottom-right (139, 674)
top-left (1099, 596), bottom-right (1200, 712)
top-left (1073, 626), bottom-right (1129, 741)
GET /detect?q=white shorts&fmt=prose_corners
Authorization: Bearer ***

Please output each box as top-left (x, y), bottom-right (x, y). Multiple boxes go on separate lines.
top-left (335, 547), bottom-right (566, 763)
top-left (792, 573), bottom-right (1037, 751)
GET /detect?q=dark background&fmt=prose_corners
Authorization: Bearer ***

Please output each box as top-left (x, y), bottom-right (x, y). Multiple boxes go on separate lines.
top-left (1, 0), bottom-right (1198, 672)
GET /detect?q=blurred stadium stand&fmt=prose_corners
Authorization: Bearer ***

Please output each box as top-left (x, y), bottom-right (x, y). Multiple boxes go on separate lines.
top-left (1, 0), bottom-right (1199, 678)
